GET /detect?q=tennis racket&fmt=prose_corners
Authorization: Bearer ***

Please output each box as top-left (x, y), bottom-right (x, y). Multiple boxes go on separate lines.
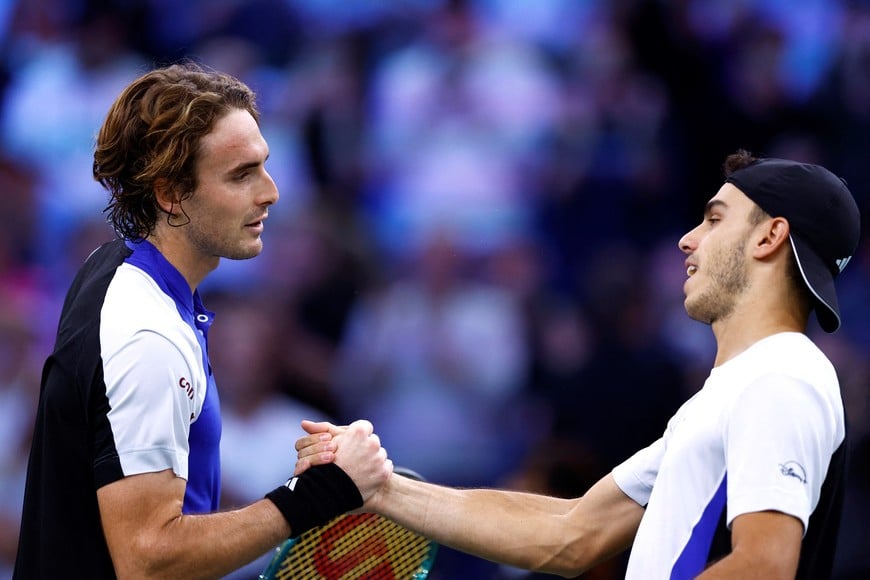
top-left (259, 467), bottom-right (438, 579)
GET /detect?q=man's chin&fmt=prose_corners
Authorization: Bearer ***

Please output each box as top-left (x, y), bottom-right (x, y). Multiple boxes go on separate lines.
top-left (684, 303), bottom-right (713, 326)
top-left (223, 241), bottom-right (264, 261)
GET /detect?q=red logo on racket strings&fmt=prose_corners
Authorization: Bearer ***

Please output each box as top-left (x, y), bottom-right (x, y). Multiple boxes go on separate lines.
top-left (314, 514), bottom-right (394, 578)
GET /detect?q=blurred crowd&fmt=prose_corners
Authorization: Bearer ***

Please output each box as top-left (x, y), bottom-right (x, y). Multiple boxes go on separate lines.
top-left (0, 0), bottom-right (868, 578)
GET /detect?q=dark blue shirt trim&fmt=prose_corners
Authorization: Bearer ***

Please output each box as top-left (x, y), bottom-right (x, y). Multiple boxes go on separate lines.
top-left (123, 238), bottom-right (222, 513)
top-left (671, 475), bottom-right (728, 579)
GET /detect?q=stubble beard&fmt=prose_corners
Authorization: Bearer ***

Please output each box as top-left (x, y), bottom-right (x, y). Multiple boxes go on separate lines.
top-left (685, 234), bottom-right (751, 325)
top-left (187, 220), bottom-right (264, 262)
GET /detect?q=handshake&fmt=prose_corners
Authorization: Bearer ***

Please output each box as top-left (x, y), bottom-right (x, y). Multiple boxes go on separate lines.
top-left (293, 419), bottom-right (394, 505)
top-left (259, 420), bottom-right (440, 579)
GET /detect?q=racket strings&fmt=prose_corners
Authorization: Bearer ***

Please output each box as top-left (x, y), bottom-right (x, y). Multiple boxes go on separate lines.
top-left (273, 513), bottom-right (434, 579)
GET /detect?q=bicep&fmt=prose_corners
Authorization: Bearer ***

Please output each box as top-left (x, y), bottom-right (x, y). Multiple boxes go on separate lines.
top-left (700, 510), bottom-right (802, 578)
top-left (97, 469), bottom-right (187, 576)
top-left (569, 474), bottom-right (645, 566)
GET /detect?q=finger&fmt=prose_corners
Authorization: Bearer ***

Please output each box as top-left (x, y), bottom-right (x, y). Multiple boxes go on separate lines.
top-left (301, 420), bottom-right (343, 436)
top-left (296, 441), bottom-right (335, 460)
top-left (294, 431), bottom-right (335, 453)
top-left (293, 458), bottom-right (310, 476)
top-left (294, 448), bottom-right (336, 475)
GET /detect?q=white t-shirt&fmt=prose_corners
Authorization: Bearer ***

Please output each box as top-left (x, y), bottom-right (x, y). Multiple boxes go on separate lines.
top-left (613, 332), bottom-right (845, 579)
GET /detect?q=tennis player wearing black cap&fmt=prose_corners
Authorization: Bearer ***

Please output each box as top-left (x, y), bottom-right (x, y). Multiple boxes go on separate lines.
top-left (295, 149), bottom-right (860, 579)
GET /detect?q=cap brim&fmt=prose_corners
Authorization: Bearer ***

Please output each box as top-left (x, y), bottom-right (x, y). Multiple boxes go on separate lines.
top-left (789, 235), bottom-right (841, 333)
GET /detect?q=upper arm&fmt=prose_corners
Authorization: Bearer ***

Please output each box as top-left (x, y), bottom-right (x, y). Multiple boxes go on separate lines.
top-left (97, 469), bottom-right (290, 578)
top-left (568, 473), bottom-right (645, 569)
top-left (97, 469), bottom-right (187, 577)
top-left (732, 510), bottom-right (803, 564)
top-left (698, 510), bottom-right (802, 578)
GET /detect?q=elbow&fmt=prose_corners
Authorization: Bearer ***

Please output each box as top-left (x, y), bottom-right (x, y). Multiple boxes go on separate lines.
top-left (527, 528), bottom-right (598, 578)
top-left (534, 557), bottom-right (587, 579)
top-left (113, 533), bottom-right (182, 580)
top-left (531, 555), bottom-right (591, 579)
top-left (530, 521), bottom-right (627, 578)
top-left (548, 552), bottom-right (596, 579)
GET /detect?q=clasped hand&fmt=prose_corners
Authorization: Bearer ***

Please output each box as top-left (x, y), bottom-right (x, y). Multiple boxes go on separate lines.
top-left (294, 419), bottom-right (392, 502)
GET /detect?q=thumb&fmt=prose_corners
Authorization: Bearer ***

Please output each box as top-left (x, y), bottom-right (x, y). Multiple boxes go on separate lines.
top-left (301, 419), bottom-right (344, 436)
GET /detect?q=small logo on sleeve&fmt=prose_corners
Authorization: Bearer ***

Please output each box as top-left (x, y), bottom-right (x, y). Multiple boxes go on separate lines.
top-left (178, 377), bottom-right (194, 400)
top-left (779, 461), bottom-right (807, 484)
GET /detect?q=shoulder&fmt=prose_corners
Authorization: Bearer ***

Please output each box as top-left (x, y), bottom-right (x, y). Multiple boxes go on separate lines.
top-left (752, 333), bottom-right (834, 372)
top-left (104, 263), bottom-right (180, 323)
top-left (101, 263), bottom-right (197, 355)
top-left (725, 342), bottom-right (845, 448)
top-left (735, 333), bottom-right (840, 401)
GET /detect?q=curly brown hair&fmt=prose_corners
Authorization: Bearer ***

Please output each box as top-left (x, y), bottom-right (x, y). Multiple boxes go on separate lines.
top-left (722, 148), bottom-right (758, 177)
top-left (93, 61), bottom-right (259, 239)
top-left (724, 149), bottom-right (764, 225)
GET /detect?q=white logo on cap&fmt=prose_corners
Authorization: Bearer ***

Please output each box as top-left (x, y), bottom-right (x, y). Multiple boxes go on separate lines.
top-left (836, 256), bottom-right (852, 273)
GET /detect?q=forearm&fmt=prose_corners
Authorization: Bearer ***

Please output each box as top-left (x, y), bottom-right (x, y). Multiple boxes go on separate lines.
top-left (112, 499), bottom-right (288, 579)
top-left (369, 474), bottom-right (637, 577)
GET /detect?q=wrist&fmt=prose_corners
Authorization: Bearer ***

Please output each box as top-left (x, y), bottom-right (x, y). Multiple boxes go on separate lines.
top-left (266, 463), bottom-right (363, 538)
top-left (368, 469), bottom-right (406, 515)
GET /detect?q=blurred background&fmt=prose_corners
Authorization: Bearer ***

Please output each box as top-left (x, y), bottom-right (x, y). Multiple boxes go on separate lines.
top-left (0, 0), bottom-right (868, 578)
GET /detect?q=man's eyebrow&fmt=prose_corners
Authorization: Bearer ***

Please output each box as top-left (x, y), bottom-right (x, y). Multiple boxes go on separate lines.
top-left (229, 153), bottom-right (270, 174)
top-left (231, 161), bottom-right (259, 173)
top-left (704, 199), bottom-right (727, 217)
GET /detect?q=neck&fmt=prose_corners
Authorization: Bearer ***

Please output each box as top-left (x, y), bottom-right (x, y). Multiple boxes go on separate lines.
top-left (710, 302), bottom-right (806, 367)
top-left (145, 231), bottom-right (218, 291)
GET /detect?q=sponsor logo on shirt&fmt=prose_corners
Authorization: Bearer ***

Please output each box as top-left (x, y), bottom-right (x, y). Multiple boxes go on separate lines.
top-left (179, 376), bottom-right (194, 400)
top-left (779, 461), bottom-right (807, 484)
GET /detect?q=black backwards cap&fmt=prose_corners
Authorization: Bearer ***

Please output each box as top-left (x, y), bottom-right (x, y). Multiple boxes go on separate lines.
top-left (726, 158), bottom-right (861, 333)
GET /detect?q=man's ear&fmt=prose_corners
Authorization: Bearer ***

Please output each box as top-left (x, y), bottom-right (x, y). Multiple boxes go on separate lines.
top-left (153, 178), bottom-right (180, 216)
top-left (753, 217), bottom-right (791, 259)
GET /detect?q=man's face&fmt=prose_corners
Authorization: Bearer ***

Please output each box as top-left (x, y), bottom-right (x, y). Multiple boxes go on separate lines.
top-left (678, 183), bottom-right (759, 325)
top-left (181, 108), bottom-right (279, 267)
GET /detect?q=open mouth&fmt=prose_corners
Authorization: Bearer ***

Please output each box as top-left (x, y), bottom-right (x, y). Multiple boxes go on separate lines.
top-left (246, 214), bottom-right (268, 229)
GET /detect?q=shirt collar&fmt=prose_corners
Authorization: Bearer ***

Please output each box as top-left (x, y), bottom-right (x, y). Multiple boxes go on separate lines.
top-left (124, 238), bottom-right (198, 318)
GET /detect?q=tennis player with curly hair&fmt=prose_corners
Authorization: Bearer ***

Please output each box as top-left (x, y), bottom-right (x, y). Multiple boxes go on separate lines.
top-left (15, 62), bottom-right (391, 579)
